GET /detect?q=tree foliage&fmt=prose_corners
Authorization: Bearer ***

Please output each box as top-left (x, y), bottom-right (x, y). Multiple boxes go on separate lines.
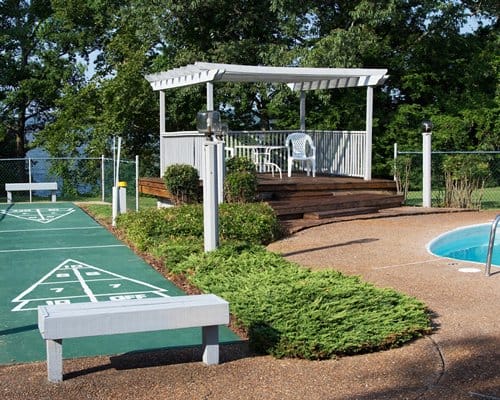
top-left (0, 0), bottom-right (498, 176)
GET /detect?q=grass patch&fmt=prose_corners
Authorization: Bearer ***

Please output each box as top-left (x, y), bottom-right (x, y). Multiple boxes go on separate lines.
top-left (406, 187), bottom-right (500, 209)
top-left (82, 203), bottom-right (431, 360)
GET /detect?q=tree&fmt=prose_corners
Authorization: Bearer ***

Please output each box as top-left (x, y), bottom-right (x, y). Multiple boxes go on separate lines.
top-left (0, 0), bottom-right (87, 158)
top-left (28, 0), bottom-right (499, 178)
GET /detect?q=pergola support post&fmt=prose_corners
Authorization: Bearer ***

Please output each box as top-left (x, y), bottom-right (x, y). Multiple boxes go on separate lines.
top-left (206, 82), bottom-right (214, 111)
top-left (364, 86), bottom-right (373, 180)
top-left (300, 91), bottom-right (306, 131)
top-left (159, 90), bottom-right (165, 176)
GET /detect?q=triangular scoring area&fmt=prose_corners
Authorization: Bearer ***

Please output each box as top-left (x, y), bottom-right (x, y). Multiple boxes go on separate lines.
top-left (0, 207), bottom-right (75, 224)
top-left (11, 258), bottom-right (170, 311)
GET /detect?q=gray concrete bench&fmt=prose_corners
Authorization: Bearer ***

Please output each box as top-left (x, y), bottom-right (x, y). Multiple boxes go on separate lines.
top-left (5, 182), bottom-right (57, 203)
top-left (37, 294), bottom-right (229, 382)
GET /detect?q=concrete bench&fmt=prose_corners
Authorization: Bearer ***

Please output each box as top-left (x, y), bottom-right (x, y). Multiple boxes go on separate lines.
top-left (5, 182), bottom-right (57, 203)
top-left (37, 294), bottom-right (230, 382)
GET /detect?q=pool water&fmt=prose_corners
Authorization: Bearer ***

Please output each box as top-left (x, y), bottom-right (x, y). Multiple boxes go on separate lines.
top-left (428, 223), bottom-right (500, 268)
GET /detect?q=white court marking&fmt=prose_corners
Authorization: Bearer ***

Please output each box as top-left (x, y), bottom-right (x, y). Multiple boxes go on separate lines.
top-left (0, 207), bottom-right (75, 224)
top-left (0, 226), bottom-right (100, 233)
top-left (0, 244), bottom-right (126, 253)
top-left (11, 258), bottom-right (170, 311)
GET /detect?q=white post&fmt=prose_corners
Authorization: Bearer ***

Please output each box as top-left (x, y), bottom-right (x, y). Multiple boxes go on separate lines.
top-left (159, 90), bottom-right (165, 175)
top-left (422, 131), bottom-right (432, 207)
top-left (112, 137), bottom-right (116, 186)
top-left (206, 82), bottom-right (214, 111)
top-left (112, 137), bottom-right (122, 227)
top-left (393, 143), bottom-right (398, 181)
top-left (300, 91), bottom-right (306, 131)
top-left (28, 158), bottom-right (32, 202)
top-left (364, 86), bottom-right (373, 180)
top-left (216, 139), bottom-right (225, 204)
top-left (135, 155), bottom-right (139, 211)
top-left (118, 182), bottom-right (127, 213)
top-left (112, 186), bottom-right (118, 226)
top-left (203, 141), bottom-right (219, 251)
top-left (159, 90), bottom-right (165, 133)
top-left (101, 154), bottom-right (105, 202)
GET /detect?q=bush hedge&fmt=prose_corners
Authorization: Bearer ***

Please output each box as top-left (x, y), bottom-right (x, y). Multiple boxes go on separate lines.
top-left (163, 164), bottom-right (200, 204)
top-left (176, 246), bottom-right (431, 359)
top-left (112, 203), bottom-right (430, 360)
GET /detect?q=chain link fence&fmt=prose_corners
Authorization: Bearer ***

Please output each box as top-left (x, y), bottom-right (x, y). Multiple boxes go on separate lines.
top-left (394, 147), bottom-right (500, 209)
top-left (0, 157), bottom-right (139, 209)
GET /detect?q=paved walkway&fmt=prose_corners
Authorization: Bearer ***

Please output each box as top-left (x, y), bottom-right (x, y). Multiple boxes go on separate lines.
top-left (269, 209), bottom-right (500, 399)
top-left (0, 208), bottom-right (498, 399)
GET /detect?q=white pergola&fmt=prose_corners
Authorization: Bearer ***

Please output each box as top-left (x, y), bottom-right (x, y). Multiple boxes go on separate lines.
top-left (145, 62), bottom-right (388, 180)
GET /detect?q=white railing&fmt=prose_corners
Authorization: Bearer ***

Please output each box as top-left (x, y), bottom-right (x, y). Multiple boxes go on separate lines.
top-left (160, 130), bottom-right (366, 178)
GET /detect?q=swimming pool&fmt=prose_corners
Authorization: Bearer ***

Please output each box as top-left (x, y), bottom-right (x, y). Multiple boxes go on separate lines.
top-left (427, 223), bottom-right (500, 269)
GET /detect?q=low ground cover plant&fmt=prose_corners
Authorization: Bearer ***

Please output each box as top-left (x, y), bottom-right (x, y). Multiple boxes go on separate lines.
top-left (178, 246), bottom-right (430, 359)
top-left (86, 202), bottom-right (431, 359)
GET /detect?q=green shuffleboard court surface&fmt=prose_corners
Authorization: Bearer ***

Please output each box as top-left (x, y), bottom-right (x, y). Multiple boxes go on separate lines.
top-left (0, 202), bottom-right (239, 364)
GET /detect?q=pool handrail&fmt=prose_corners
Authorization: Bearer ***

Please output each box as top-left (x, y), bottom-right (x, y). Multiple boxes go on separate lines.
top-left (485, 214), bottom-right (500, 276)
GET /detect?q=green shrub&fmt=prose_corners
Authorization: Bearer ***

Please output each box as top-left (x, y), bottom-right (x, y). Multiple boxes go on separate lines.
top-left (151, 236), bottom-right (204, 272)
top-left (163, 164), bottom-right (200, 204)
top-left (116, 205), bottom-right (204, 251)
top-left (224, 156), bottom-right (258, 203)
top-left (117, 203), bottom-right (281, 249)
top-left (224, 171), bottom-right (258, 203)
top-left (220, 203), bottom-right (282, 244)
top-left (178, 248), bottom-right (431, 359)
top-left (442, 154), bottom-right (489, 208)
top-left (226, 156), bottom-right (257, 175)
top-left (103, 204), bottom-right (431, 361)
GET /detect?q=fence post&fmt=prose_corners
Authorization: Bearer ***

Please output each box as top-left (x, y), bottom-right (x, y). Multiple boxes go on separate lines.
top-left (422, 123), bottom-right (433, 208)
top-left (135, 155), bottom-right (139, 211)
top-left (28, 158), bottom-right (32, 202)
top-left (393, 143), bottom-right (398, 181)
top-left (101, 155), bottom-right (105, 202)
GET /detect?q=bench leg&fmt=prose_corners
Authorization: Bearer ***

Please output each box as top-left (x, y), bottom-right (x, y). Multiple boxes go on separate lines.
top-left (46, 339), bottom-right (63, 382)
top-left (202, 325), bottom-right (219, 365)
top-left (7, 191), bottom-right (12, 203)
top-left (51, 191), bottom-right (56, 203)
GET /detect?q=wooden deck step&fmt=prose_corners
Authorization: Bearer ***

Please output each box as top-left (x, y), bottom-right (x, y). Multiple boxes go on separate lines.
top-left (138, 174), bottom-right (404, 222)
top-left (267, 193), bottom-right (404, 218)
top-left (138, 177), bottom-right (172, 198)
top-left (303, 206), bottom-right (379, 220)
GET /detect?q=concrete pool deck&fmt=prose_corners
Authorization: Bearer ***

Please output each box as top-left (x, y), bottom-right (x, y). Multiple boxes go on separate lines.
top-left (1, 208), bottom-right (499, 399)
top-left (268, 209), bottom-right (500, 399)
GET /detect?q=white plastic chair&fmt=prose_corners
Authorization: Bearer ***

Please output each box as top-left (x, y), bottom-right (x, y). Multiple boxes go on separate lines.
top-left (285, 132), bottom-right (316, 177)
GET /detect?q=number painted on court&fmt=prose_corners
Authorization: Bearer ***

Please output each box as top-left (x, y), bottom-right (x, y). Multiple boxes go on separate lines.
top-left (11, 258), bottom-right (170, 311)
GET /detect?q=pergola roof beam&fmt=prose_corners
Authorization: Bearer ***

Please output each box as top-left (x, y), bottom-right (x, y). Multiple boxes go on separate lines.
top-left (145, 62), bottom-right (388, 92)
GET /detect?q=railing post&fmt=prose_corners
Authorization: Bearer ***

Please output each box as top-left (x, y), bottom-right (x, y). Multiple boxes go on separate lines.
top-left (485, 216), bottom-right (500, 277)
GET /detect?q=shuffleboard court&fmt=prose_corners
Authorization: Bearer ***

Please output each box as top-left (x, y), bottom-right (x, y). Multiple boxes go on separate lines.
top-left (0, 202), bottom-right (239, 364)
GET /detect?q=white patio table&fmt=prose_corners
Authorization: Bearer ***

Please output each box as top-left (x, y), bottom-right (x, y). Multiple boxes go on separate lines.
top-left (234, 145), bottom-right (285, 178)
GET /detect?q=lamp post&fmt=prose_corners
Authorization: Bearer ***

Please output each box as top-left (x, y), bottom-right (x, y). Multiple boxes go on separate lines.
top-left (197, 111), bottom-right (221, 251)
top-left (422, 120), bottom-right (433, 208)
top-left (215, 122), bottom-right (228, 205)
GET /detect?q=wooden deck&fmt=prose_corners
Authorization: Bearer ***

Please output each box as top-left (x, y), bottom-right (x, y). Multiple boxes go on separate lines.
top-left (257, 174), bottom-right (403, 220)
top-left (138, 174), bottom-right (404, 221)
